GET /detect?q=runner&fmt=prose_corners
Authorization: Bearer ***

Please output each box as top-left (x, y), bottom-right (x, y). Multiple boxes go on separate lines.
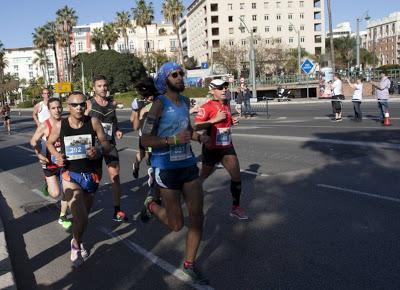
top-left (30, 97), bottom-right (72, 230)
top-left (85, 75), bottom-right (127, 222)
top-left (140, 62), bottom-right (210, 285)
top-left (194, 79), bottom-right (248, 220)
top-left (1, 103), bottom-right (11, 135)
top-left (33, 88), bottom-right (51, 126)
top-left (47, 91), bottom-right (111, 268)
top-left (130, 77), bottom-right (157, 178)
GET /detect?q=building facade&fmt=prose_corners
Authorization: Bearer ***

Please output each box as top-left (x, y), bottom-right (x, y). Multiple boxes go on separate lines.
top-left (185, 0), bottom-right (325, 67)
top-left (326, 22), bottom-right (351, 39)
top-left (366, 12), bottom-right (400, 66)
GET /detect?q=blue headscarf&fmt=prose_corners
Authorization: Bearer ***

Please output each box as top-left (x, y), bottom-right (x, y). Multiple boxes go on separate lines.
top-left (154, 62), bottom-right (183, 94)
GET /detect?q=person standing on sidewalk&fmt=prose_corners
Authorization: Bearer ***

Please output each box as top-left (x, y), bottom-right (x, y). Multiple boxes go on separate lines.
top-left (234, 87), bottom-right (243, 117)
top-left (372, 71), bottom-right (391, 123)
top-left (347, 77), bottom-right (364, 122)
top-left (331, 73), bottom-right (344, 122)
top-left (243, 87), bottom-right (252, 118)
top-left (1, 103), bottom-right (11, 135)
top-left (85, 75), bottom-right (127, 222)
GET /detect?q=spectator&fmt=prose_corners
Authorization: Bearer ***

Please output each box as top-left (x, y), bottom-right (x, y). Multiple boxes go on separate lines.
top-left (331, 73), bottom-right (344, 122)
top-left (235, 87), bottom-right (243, 117)
top-left (243, 87), bottom-right (252, 118)
top-left (372, 71), bottom-right (391, 123)
top-left (347, 77), bottom-right (364, 122)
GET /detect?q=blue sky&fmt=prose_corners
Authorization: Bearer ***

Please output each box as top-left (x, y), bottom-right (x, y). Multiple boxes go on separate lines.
top-left (0, 0), bottom-right (399, 48)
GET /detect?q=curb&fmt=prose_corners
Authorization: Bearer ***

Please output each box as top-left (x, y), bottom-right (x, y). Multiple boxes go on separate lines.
top-left (0, 191), bottom-right (16, 290)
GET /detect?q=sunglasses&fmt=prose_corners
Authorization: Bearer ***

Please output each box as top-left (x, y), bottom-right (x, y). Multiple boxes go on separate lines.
top-left (170, 71), bottom-right (185, 78)
top-left (214, 86), bottom-right (228, 91)
top-left (69, 102), bottom-right (87, 108)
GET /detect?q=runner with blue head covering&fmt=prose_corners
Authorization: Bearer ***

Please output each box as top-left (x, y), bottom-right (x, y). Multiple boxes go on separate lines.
top-left (140, 61), bottom-right (211, 285)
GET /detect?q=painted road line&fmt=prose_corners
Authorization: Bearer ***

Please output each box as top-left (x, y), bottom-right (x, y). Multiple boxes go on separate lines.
top-left (17, 145), bottom-right (35, 153)
top-left (317, 184), bottom-right (400, 204)
top-left (31, 189), bottom-right (58, 204)
top-left (233, 133), bottom-right (400, 150)
top-left (123, 148), bottom-right (140, 153)
top-left (4, 172), bottom-right (25, 184)
top-left (98, 227), bottom-right (214, 290)
top-left (240, 169), bottom-right (269, 177)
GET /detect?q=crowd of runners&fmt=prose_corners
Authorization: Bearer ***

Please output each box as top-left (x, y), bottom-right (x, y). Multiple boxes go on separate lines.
top-left (28, 61), bottom-right (247, 284)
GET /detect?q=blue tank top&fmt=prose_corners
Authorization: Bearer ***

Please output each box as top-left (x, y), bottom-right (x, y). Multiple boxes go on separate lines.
top-left (151, 95), bottom-right (196, 169)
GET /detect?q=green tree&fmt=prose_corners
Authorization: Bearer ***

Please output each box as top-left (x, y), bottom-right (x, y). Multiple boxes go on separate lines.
top-left (162, 0), bottom-right (185, 64)
top-left (132, 0), bottom-right (154, 67)
top-left (56, 5), bottom-right (78, 82)
top-left (115, 10), bottom-right (132, 52)
top-left (72, 50), bottom-right (147, 93)
top-left (213, 43), bottom-right (245, 77)
top-left (33, 50), bottom-right (50, 85)
top-left (146, 50), bottom-right (169, 72)
top-left (183, 56), bottom-right (197, 70)
top-left (44, 21), bottom-right (61, 83)
top-left (0, 40), bottom-right (7, 83)
top-left (285, 48), bottom-right (316, 74)
top-left (360, 48), bottom-right (374, 68)
top-left (32, 26), bottom-right (51, 85)
top-left (91, 28), bottom-right (105, 51)
top-left (103, 23), bottom-right (119, 50)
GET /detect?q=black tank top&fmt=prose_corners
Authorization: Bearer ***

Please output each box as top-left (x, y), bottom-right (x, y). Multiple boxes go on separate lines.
top-left (89, 98), bottom-right (116, 143)
top-left (60, 116), bottom-right (96, 173)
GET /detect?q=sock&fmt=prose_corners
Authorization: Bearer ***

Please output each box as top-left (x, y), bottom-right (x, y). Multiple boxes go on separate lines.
top-left (230, 180), bottom-right (242, 207)
top-left (183, 260), bottom-right (193, 269)
top-left (114, 206), bottom-right (121, 214)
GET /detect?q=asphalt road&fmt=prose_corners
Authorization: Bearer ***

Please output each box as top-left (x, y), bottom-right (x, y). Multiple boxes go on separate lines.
top-left (1, 101), bottom-right (400, 290)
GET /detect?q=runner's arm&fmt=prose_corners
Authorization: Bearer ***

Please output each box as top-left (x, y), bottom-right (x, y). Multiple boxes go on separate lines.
top-left (30, 123), bottom-right (48, 161)
top-left (84, 100), bottom-right (92, 116)
top-left (91, 117), bottom-right (111, 155)
top-left (46, 122), bottom-right (64, 166)
top-left (32, 104), bottom-right (40, 126)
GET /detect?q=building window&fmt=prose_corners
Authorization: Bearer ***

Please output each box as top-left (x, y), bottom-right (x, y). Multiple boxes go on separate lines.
top-left (211, 15), bottom-right (218, 23)
top-left (299, 1), bottom-right (304, 7)
top-left (210, 3), bottom-right (218, 11)
top-left (240, 15), bottom-right (245, 21)
top-left (314, 23), bottom-right (321, 31)
top-left (228, 16), bottom-right (233, 22)
top-left (276, 38), bottom-right (282, 43)
top-left (300, 13), bottom-right (304, 19)
top-left (265, 26), bottom-right (270, 32)
top-left (315, 47), bottom-right (322, 55)
top-left (288, 1), bottom-right (293, 7)
top-left (252, 15), bottom-right (257, 21)
top-left (300, 37), bottom-right (305, 42)
top-left (289, 37), bottom-right (294, 43)
top-left (170, 39), bottom-right (177, 51)
top-left (288, 14), bottom-right (293, 19)
top-left (240, 3), bottom-right (244, 9)
top-left (289, 25), bottom-right (293, 32)
top-left (212, 27), bottom-right (219, 36)
top-left (277, 26), bottom-right (282, 32)
top-left (229, 28), bottom-right (234, 34)
top-left (29, 72), bottom-right (34, 78)
top-left (229, 40), bottom-right (234, 46)
top-left (228, 3), bottom-right (233, 10)
top-left (276, 14), bottom-right (281, 20)
top-left (241, 39), bottom-right (246, 45)
top-left (276, 1), bottom-right (281, 8)
top-left (78, 42), bottom-right (83, 51)
top-left (314, 0), bottom-right (321, 8)
top-left (28, 64), bottom-right (33, 70)
top-left (264, 14), bottom-right (269, 21)
top-left (252, 3), bottom-right (256, 8)
top-left (300, 25), bottom-right (305, 31)
top-left (264, 2), bottom-right (269, 8)
top-left (266, 38), bottom-right (270, 44)
top-left (253, 27), bottom-right (257, 33)
top-left (212, 39), bottom-right (220, 48)
top-left (314, 35), bottom-right (322, 43)
top-left (314, 12), bottom-right (321, 19)
top-left (14, 65), bottom-right (18, 71)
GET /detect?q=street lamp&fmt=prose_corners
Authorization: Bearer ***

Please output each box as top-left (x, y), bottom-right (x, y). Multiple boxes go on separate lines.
top-left (356, 11), bottom-right (371, 70)
top-left (290, 23), bottom-right (301, 78)
top-left (239, 18), bottom-right (257, 100)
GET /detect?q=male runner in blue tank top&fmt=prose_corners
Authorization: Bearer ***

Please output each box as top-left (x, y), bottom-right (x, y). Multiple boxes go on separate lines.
top-left (47, 92), bottom-right (111, 268)
top-left (141, 62), bottom-right (210, 285)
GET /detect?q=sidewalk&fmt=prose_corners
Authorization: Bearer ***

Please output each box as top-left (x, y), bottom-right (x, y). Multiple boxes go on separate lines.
top-left (0, 191), bottom-right (16, 289)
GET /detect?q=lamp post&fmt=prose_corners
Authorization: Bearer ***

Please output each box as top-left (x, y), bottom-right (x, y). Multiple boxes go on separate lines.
top-left (356, 11), bottom-right (371, 70)
top-left (239, 18), bottom-right (257, 100)
top-left (290, 23), bottom-right (301, 79)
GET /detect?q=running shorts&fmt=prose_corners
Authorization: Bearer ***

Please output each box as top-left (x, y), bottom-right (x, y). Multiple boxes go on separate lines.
top-left (154, 165), bottom-right (199, 190)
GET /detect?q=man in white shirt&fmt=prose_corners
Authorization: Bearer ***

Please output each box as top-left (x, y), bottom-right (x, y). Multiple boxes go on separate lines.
top-left (347, 77), bottom-right (363, 122)
top-left (331, 73), bottom-right (344, 121)
top-left (372, 71), bottom-right (391, 123)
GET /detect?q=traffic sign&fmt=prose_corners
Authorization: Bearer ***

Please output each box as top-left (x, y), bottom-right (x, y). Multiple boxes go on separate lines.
top-left (54, 82), bottom-right (72, 93)
top-left (201, 62), bottom-right (209, 69)
top-left (301, 59), bottom-right (315, 75)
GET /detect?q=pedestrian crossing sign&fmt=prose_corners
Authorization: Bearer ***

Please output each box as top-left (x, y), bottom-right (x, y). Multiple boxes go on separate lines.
top-left (54, 82), bottom-right (72, 93)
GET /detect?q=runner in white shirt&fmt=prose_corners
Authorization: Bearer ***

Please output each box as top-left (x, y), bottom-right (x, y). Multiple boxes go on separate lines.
top-left (33, 88), bottom-right (51, 126)
top-left (347, 77), bottom-right (364, 122)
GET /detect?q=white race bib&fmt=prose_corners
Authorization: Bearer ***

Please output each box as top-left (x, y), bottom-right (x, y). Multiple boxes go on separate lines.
top-left (101, 122), bottom-right (113, 140)
top-left (216, 127), bottom-right (231, 146)
top-left (64, 134), bottom-right (92, 160)
top-left (169, 144), bottom-right (192, 161)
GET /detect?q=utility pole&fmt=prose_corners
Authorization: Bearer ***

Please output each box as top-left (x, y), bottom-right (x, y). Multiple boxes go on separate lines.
top-left (356, 11), bottom-right (371, 70)
top-left (81, 61), bottom-right (85, 95)
top-left (327, 0), bottom-right (335, 72)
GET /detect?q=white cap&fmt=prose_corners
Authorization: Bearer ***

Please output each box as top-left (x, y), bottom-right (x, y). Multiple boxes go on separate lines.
top-left (209, 79), bottom-right (229, 90)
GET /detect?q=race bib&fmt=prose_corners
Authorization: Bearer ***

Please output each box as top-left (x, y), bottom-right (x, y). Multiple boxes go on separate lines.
top-left (64, 134), bottom-right (92, 160)
top-left (169, 144), bottom-right (192, 161)
top-left (216, 127), bottom-right (231, 146)
top-left (101, 122), bottom-right (113, 140)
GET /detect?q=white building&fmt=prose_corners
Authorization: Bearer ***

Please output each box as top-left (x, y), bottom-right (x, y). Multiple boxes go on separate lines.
top-left (366, 12), bottom-right (400, 66)
top-left (185, 0), bottom-right (325, 66)
top-left (326, 22), bottom-right (351, 39)
top-left (4, 47), bottom-right (56, 85)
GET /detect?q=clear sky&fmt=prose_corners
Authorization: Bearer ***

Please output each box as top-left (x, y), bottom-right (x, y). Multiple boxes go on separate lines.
top-left (0, 0), bottom-right (399, 48)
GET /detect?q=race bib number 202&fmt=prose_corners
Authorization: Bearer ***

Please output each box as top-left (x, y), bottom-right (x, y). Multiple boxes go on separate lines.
top-left (64, 134), bottom-right (92, 160)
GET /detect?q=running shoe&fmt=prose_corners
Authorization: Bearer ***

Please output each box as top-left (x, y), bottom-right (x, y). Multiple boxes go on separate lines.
top-left (147, 167), bottom-right (154, 187)
top-left (140, 192), bottom-right (161, 223)
top-left (70, 239), bottom-right (84, 268)
top-left (132, 161), bottom-right (139, 179)
top-left (182, 263), bottom-right (209, 285)
top-left (41, 183), bottom-right (49, 197)
top-left (80, 243), bottom-right (89, 259)
top-left (113, 210), bottom-right (128, 222)
top-left (230, 206), bottom-right (248, 220)
top-left (58, 215), bottom-right (72, 230)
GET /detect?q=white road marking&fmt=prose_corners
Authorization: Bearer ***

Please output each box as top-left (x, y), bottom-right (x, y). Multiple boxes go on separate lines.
top-left (317, 184), bottom-right (400, 204)
top-left (123, 148), bottom-right (140, 153)
top-left (31, 189), bottom-right (57, 203)
top-left (98, 227), bottom-right (214, 290)
top-left (17, 145), bottom-right (35, 153)
top-left (121, 135), bottom-right (139, 139)
top-left (6, 173), bottom-right (25, 184)
top-left (233, 133), bottom-right (400, 150)
top-left (240, 169), bottom-right (269, 177)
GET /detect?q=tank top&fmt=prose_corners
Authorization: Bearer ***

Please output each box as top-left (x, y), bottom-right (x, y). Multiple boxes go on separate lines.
top-left (151, 95), bottom-right (196, 169)
top-left (37, 101), bottom-right (50, 123)
top-left (44, 119), bottom-right (62, 170)
top-left (89, 98), bottom-right (116, 143)
top-left (60, 116), bottom-right (96, 173)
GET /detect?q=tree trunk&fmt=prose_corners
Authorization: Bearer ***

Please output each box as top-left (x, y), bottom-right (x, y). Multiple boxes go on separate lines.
top-left (63, 46), bottom-right (68, 81)
top-left (174, 19), bottom-right (184, 65)
top-left (145, 26), bottom-right (149, 69)
top-left (327, 0), bottom-right (335, 72)
top-left (53, 44), bottom-right (60, 83)
top-left (67, 35), bottom-right (72, 82)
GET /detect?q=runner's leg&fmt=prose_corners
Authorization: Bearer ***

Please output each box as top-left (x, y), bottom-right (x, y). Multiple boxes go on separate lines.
top-left (150, 188), bottom-right (184, 231)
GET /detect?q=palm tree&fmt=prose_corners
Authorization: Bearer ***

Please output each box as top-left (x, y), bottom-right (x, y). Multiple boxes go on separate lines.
top-left (33, 50), bottom-right (50, 85)
top-left (103, 23), bottom-right (119, 50)
top-left (132, 0), bottom-right (154, 65)
top-left (32, 26), bottom-right (50, 85)
top-left (91, 28), bottom-right (105, 51)
top-left (44, 21), bottom-right (61, 83)
top-left (56, 5), bottom-right (78, 82)
top-left (162, 0), bottom-right (185, 65)
top-left (0, 40), bottom-right (7, 83)
top-left (327, 0), bottom-right (335, 72)
top-left (115, 11), bottom-right (132, 52)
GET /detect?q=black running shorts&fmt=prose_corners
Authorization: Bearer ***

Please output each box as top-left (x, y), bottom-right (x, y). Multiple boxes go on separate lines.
top-left (154, 165), bottom-right (199, 190)
top-left (201, 146), bottom-right (237, 166)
